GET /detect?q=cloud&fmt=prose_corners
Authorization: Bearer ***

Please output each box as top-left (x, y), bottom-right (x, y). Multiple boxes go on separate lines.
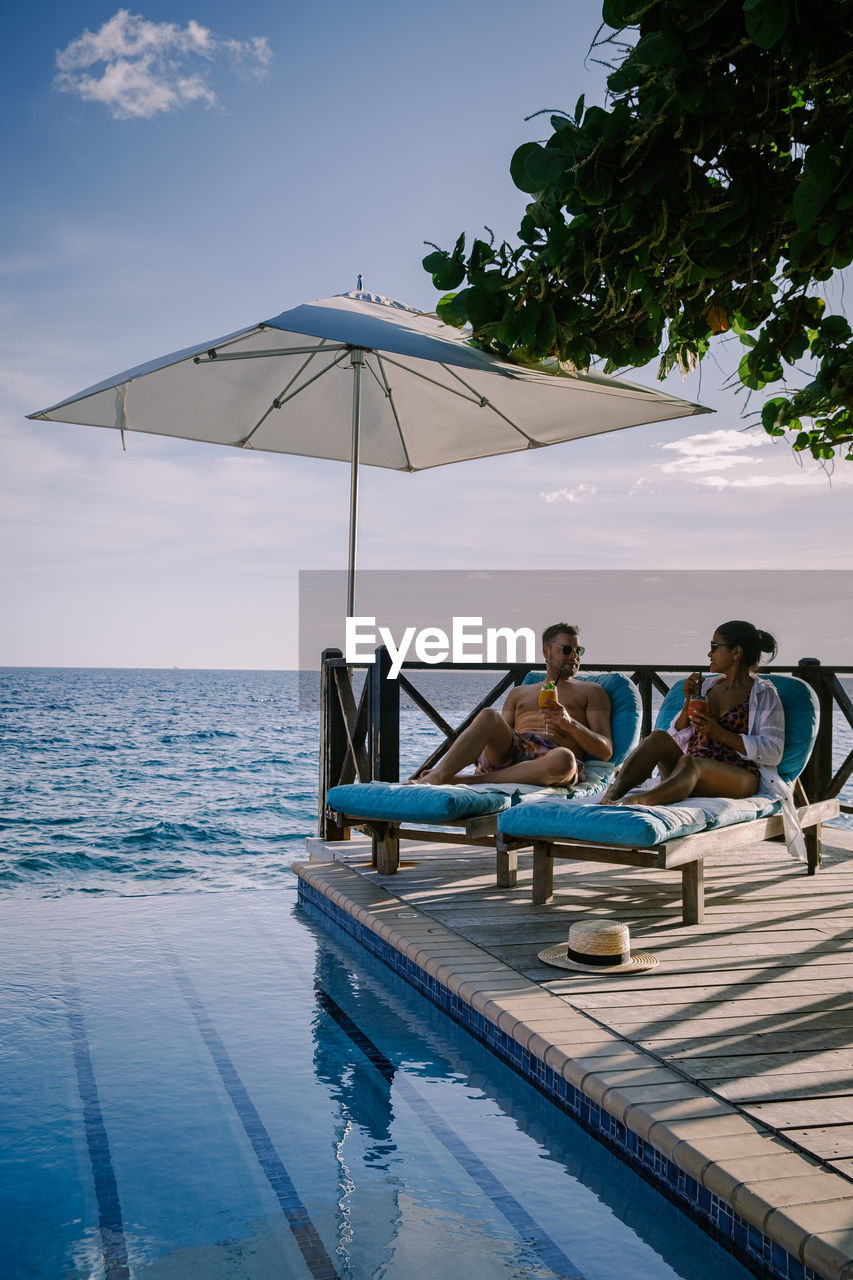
top-left (696, 470), bottom-right (850, 489)
top-left (660, 429), bottom-right (768, 458)
top-left (540, 483), bottom-right (599, 503)
top-left (656, 428), bottom-right (772, 475)
top-left (54, 10), bottom-right (272, 119)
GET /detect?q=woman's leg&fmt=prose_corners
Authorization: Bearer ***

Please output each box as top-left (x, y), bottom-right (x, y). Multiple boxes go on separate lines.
top-left (600, 730), bottom-right (683, 803)
top-left (620, 757), bottom-right (759, 806)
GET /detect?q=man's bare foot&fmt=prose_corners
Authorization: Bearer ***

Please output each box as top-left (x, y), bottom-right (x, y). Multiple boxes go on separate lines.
top-left (407, 766), bottom-right (454, 785)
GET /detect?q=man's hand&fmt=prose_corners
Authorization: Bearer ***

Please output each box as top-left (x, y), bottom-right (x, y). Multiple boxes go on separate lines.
top-left (540, 702), bottom-right (574, 741)
top-left (541, 700), bottom-right (612, 761)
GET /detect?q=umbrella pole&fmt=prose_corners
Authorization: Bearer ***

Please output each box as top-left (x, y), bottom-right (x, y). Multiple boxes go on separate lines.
top-left (347, 348), bottom-right (365, 618)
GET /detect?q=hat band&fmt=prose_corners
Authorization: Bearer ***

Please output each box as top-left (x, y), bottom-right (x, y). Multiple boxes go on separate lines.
top-left (566, 945), bottom-right (630, 968)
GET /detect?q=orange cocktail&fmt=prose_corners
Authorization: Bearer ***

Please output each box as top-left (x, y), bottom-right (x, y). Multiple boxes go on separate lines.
top-left (538, 682), bottom-right (557, 708)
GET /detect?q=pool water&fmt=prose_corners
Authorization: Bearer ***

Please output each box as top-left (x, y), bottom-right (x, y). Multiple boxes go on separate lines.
top-left (0, 887), bottom-right (754, 1280)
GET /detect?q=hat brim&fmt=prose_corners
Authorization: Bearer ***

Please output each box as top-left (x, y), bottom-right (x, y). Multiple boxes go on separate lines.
top-left (537, 943), bottom-right (658, 973)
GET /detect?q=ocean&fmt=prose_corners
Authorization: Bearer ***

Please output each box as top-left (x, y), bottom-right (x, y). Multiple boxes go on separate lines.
top-left (2, 666), bottom-right (850, 899)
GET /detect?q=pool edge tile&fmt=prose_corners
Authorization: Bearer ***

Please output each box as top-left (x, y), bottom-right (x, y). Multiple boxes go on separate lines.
top-left (294, 860), bottom-right (853, 1280)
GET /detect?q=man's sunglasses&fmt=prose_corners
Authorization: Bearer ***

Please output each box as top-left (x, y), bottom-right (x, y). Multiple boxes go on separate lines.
top-left (560, 644), bottom-right (585, 656)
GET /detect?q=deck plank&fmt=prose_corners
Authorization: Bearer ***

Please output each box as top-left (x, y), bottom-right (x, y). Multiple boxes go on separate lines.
top-left (325, 827), bottom-right (853, 1181)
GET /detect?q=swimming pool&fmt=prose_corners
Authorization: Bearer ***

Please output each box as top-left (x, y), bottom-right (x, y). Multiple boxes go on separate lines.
top-left (0, 887), bottom-right (756, 1279)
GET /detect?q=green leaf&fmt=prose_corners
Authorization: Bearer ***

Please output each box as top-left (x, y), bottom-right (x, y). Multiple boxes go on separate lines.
top-left (431, 256), bottom-right (466, 291)
top-left (631, 31), bottom-right (674, 68)
top-left (578, 163), bottom-right (614, 205)
top-left (535, 303), bottom-right (557, 354)
top-left (761, 397), bottom-right (789, 432)
top-left (512, 143), bottom-right (566, 193)
top-left (743, 0), bottom-right (790, 49)
top-left (462, 286), bottom-right (500, 328)
top-left (495, 307), bottom-right (519, 349)
top-left (519, 214), bottom-right (540, 245)
top-left (582, 105), bottom-right (610, 139)
top-left (680, 0), bottom-right (729, 31)
top-left (510, 142), bottom-right (542, 194)
top-left (601, 0), bottom-right (645, 27)
top-left (607, 63), bottom-right (640, 95)
top-left (468, 238), bottom-right (495, 271)
top-left (436, 293), bottom-right (466, 328)
top-left (739, 351), bottom-right (768, 390)
top-left (516, 302), bottom-right (541, 348)
top-left (574, 94), bottom-right (585, 124)
top-left (804, 141), bottom-right (838, 185)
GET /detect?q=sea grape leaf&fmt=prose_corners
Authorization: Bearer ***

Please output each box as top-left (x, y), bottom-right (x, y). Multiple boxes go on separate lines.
top-left (743, 0), bottom-right (790, 49)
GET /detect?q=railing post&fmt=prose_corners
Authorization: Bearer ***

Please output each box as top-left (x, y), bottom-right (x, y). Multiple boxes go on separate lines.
top-left (798, 658), bottom-right (834, 803)
top-left (319, 648), bottom-right (349, 840)
top-left (370, 645), bottom-right (400, 781)
top-left (632, 668), bottom-right (654, 737)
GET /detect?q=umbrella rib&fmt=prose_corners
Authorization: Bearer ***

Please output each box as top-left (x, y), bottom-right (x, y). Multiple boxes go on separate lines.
top-left (439, 365), bottom-right (538, 444)
top-left (378, 354), bottom-right (538, 446)
top-left (194, 343), bottom-right (349, 362)
top-left (236, 349), bottom-right (352, 447)
top-left (240, 344), bottom-right (329, 445)
top-left (370, 355), bottom-right (413, 472)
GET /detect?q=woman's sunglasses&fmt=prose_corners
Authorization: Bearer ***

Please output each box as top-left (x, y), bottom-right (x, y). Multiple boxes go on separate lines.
top-left (708, 641), bottom-right (729, 652)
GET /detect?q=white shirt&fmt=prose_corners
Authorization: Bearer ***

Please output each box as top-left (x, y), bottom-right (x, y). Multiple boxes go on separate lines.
top-left (669, 676), bottom-right (806, 861)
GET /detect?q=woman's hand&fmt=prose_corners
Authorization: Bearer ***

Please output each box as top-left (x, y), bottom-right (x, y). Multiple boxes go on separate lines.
top-left (683, 671), bottom-right (703, 701)
top-left (688, 705), bottom-right (721, 741)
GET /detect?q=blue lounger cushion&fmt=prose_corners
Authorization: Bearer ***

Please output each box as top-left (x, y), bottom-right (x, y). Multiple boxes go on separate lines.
top-left (499, 799), bottom-right (707, 846)
top-left (327, 781), bottom-right (511, 825)
top-left (498, 793), bottom-right (781, 848)
top-left (330, 769), bottom-right (616, 827)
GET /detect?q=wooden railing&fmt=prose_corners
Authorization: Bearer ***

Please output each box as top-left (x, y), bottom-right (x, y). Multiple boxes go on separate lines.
top-left (318, 648), bottom-right (853, 840)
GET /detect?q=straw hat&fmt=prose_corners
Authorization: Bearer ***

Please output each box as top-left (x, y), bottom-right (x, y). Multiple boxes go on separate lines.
top-left (538, 920), bottom-right (658, 973)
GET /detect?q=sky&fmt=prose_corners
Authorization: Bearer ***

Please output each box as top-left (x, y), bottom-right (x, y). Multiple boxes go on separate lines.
top-left (1, 0), bottom-right (851, 670)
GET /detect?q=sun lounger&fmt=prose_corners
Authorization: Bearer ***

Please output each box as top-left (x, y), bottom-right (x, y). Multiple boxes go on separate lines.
top-left (496, 674), bottom-right (840, 924)
top-left (326, 671), bottom-right (641, 876)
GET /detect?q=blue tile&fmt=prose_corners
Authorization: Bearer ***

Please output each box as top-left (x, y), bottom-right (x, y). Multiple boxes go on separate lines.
top-left (772, 1241), bottom-right (791, 1272)
top-left (300, 881), bottom-right (805, 1280)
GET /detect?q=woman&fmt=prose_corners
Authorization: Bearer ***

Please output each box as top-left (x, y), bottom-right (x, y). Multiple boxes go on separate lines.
top-left (600, 623), bottom-right (804, 855)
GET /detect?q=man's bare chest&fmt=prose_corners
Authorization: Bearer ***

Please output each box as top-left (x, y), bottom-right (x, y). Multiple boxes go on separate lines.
top-left (516, 686), bottom-right (586, 717)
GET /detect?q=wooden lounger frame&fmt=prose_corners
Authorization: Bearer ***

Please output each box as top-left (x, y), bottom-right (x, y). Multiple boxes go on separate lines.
top-left (496, 783), bottom-right (839, 925)
top-left (326, 807), bottom-right (502, 876)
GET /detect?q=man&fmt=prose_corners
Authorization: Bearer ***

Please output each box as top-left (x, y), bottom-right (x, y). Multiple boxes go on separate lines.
top-left (413, 623), bottom-right (612, 786)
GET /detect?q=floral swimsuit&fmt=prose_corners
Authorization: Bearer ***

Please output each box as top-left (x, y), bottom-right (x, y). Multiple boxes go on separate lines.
top-left (686, 696), bottom-right (760, 780)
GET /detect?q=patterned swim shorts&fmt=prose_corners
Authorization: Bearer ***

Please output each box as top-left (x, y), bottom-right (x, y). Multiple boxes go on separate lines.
top-left (476, 730), bottom-right (582, 782)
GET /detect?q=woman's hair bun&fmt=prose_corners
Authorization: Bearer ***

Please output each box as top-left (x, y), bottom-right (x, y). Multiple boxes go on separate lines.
top-left (717, 621), bottom-right (778, 667)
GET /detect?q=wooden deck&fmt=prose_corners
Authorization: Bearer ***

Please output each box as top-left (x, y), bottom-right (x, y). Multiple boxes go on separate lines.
top-left (298, 823), bottom-right (853, 1280)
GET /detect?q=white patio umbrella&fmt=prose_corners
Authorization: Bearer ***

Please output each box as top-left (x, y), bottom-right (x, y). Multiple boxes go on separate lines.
top-left (29, 289), bottom-right (710, 614)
